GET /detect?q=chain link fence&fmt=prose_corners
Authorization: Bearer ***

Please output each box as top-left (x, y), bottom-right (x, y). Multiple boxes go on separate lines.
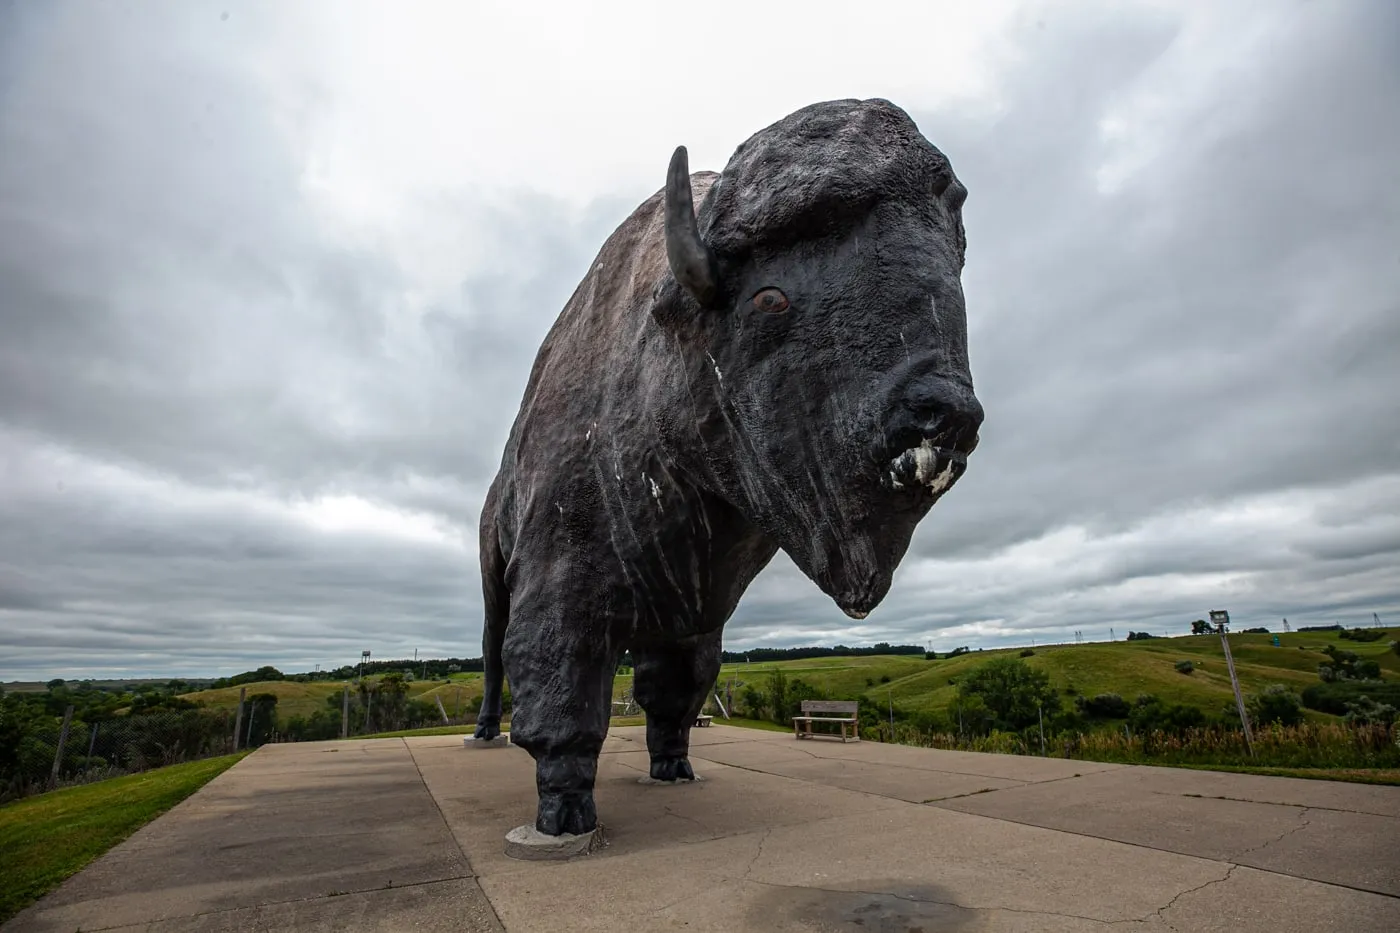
top-left (2, 707), bottom-right (238, 803)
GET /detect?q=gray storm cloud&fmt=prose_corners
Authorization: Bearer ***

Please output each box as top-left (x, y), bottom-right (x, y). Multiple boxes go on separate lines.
top-left (1, 0), bottom-right (1397, 678)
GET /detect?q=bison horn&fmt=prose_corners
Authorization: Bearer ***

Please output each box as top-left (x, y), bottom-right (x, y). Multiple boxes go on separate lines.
top-left (664, 146), bottom-right (721, 308)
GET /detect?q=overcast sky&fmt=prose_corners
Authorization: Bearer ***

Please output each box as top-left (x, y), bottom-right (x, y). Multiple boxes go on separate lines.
top-left (2, 0), bottom-right (1397, 681)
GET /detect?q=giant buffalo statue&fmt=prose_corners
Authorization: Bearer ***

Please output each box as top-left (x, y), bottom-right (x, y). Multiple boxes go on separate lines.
top-left (474, 98), bottom-right (984, 837)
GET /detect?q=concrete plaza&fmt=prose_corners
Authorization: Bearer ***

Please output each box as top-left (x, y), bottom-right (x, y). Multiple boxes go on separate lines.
top-left (5, 724), bottom-right (1398, 931)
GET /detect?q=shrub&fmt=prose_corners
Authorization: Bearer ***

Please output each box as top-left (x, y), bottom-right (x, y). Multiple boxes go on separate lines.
top-left (1339, 628), bottom-right (1386, 643)
top-left (1356, 660), bottom-right (1382, 680)
top-left (1174, 660), bottom-right (1194, 675)
top-left (956, 657), bottom-right (1060, 731)
top-left (1302, 681), bottom-right (1400, 715)
top-left (1020, 648), bottom-right (1035, 657)
top-left (879, 674), bottom-right (891, 684)
top-left (1129, 698), bottom-right (1208, 735)
top-left (1247, 685), bottom-right (1305, 728)
top-left (1078, 693), bottom-right (1131, 718)
top-left (1344, 695), bottom-right (1398, 726)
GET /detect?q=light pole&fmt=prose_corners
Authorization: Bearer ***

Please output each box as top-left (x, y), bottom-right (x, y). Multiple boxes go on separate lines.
top-left (359, 650), bottom-right (371, 683)
top-left (1211, 609), bottom-right (1253, 755)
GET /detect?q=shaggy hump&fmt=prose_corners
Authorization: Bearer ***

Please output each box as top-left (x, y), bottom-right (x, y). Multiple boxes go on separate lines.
top-left (697, 98), bottom-right (962, 259)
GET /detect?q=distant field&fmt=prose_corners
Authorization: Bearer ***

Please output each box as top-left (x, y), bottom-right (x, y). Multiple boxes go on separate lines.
top-left (168, 629), bottom-right (1396, 728)
top-left (180, 674), bottom-right (486, 721)
top-left (699, 630), bottom-right (1398, 722)
top-left (1, 678), bottom-right (209, 694)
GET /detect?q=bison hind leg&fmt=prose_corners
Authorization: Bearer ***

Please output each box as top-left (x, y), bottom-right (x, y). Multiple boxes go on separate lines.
top-left (474, 715), bottom-right (501, 741)
top-left (632, 632), bottom-right (721, 783)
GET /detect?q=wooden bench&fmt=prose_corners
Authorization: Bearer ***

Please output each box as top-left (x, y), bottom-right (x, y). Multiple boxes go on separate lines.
top-left (694, 714), bottom-right (712, 727)
top-left (792, 700), bottom-right (859, 742)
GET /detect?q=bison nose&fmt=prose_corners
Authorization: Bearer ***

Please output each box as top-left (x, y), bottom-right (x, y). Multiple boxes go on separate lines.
top-left (884, 374), bottom-right (984, 458)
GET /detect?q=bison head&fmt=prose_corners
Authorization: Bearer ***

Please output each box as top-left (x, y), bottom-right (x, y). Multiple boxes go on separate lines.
top-left (650, 98), bottom-right (983, 620)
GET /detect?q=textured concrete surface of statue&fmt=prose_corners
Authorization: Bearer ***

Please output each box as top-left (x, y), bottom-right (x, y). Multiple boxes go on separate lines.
top-left (475, 98), bottom-right (985, 836)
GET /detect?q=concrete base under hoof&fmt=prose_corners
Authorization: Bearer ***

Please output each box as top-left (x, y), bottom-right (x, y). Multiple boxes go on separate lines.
top-left (463, 734), bottom-right (511, 748)
top-left (504, 823), bottom-right (606, 861)
top-left (637, 773), bottom-right (705, 786)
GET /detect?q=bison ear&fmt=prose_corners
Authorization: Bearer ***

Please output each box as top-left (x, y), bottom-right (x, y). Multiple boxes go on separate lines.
top-left (664, 146), bottom-right (723, 309)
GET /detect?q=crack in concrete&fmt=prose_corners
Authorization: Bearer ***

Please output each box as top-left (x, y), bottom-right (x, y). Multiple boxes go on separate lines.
top-left (1232, 807), bottom-right (1313, 860)
top-left (403, 739), bottom-right (508, 931)
top-left (1148, 863), bottom-right (1239, 925)
top-left (695, 742), bottom-right (1062, 785)
top-left (741, 827), bottom-right (774, 882)
top-left (647, 886), bottom-right (716, 917)
top-left (1176, 792), bottom-right (1396, 819)
top-left (663, 803), bottom-right (709, 832)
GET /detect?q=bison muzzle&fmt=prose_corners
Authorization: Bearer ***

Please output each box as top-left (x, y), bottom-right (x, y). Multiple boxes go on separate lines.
top-left (474, 98), bottom-right (984, 837)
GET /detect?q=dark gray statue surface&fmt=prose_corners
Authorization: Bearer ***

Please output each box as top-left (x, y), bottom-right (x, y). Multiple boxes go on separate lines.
top-left (474, 98), bottom-right (984, 837)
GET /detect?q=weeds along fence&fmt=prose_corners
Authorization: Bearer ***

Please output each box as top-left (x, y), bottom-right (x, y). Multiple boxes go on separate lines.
top-left (1, 707), bottom-right (237, 803)
top-left (860, 720), bottom-right (1400, 770)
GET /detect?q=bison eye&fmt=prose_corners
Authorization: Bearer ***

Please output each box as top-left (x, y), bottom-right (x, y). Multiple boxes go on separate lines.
top-left (751, 287), bottom-right (789, 314)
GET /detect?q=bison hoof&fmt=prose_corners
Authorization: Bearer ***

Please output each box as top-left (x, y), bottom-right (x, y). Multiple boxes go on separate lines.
top-left (474, 717), bottom-right (501, 741)
top-left (649, 756), bottom-right (695, 782)
top-left (536, 790), bottom-right (597, 836)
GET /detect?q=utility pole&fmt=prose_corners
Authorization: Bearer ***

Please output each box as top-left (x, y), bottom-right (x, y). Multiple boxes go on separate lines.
top-left (1282, 618), bottom-right (1291, 633)
top-left (341, 684), bottom-right (350, 738)
top-left (233, 686), bottom-right (247, 751)
top-left (49, 705), bottom-right (74, 789)
top-left (1211, 609), bottom-right (1253, 756)
top-left (1109, 627), bottom-right (1115, 642)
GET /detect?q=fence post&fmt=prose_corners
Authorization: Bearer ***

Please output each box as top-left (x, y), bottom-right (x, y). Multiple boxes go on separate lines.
top-left (233, 687), bottom-right (247, 751)
top-left (434, 695), bottom-right (450, 724)
top-left (341, 684), bottom-right (350, 739)
top-left (246, 700), bottom-right (256, 748)
top-left (50, 705), bottom-right (74, 788)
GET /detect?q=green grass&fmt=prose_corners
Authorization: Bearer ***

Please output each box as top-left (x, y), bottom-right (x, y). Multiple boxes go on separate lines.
top-left (0, 752), bottom-right (250, 925)
top-left (180, 677), bottom-right (480, 721)
top-left (1166, 764), bottom-right (1400, 786)
top-left (704, 629), bottom-right (1398, 722)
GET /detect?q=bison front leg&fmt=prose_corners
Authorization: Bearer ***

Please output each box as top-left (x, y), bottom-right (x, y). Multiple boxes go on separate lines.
top-left (502, 609), bottom-right (615, 836)
top-left (632, 631), bottom-right (721, 782)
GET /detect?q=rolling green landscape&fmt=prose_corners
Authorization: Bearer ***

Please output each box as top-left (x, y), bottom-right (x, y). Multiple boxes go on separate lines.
top-left (158, 629), bottom-right (1395, 720)
top-left (3, 627), bottom-right (1396, 921)
top-left (6, 626), bottom-right (1397, 801)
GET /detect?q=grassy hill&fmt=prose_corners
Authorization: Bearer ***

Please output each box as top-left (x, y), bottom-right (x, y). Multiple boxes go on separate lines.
top-left (180, 673), bottom-right (487, 721)
top-left (695, 629), bottom-right (1398, 722)
top-left (178, 628), bottom-right (1396, 728)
